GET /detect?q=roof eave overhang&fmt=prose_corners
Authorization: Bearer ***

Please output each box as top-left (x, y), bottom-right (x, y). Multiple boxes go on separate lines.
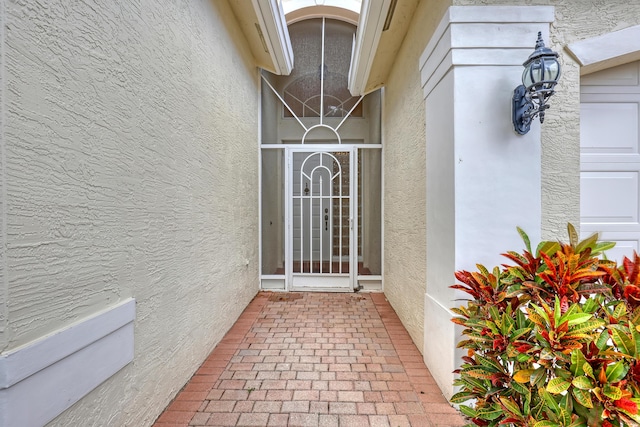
top-left (251, 0), bottom-right (294, 75)
top-left (348, 0), bottom-right (393, 96)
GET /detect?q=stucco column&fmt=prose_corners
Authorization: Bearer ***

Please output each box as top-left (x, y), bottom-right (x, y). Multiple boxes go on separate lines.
top-left (419, 6), bottom-right (555, 399)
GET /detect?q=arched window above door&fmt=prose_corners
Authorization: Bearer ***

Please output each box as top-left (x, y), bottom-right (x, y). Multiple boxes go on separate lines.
top-left (281, 19), bottom-right (362, 118)
top-left (261, 17), bottom-right (381, 145)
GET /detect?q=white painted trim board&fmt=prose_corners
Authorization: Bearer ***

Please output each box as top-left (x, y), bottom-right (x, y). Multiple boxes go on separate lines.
top-left (0, 298), bottom-right (135, 427)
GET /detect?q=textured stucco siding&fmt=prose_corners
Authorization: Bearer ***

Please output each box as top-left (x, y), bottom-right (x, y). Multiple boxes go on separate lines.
top-left (0, 1), bottom-right (6, 353)
top-left (383, 0), bottom-right (452, 354)
top-left (1, 0), bottom-right (259, 425)
top-left (452, 0), bottom-right (640, 240)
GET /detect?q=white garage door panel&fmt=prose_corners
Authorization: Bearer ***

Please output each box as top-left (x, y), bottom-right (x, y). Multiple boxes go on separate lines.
top-left (581, 233), bottom-right (640, 262)
top-left (580, 171), bottom-right (639, 223)
top-left (580, 60), bottom-right (640, 262)
top-left (580, 103), bottom-right (638, 154)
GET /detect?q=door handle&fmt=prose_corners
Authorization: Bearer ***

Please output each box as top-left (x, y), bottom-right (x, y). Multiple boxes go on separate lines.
top-left (325, 208), bottom-right (329, 231)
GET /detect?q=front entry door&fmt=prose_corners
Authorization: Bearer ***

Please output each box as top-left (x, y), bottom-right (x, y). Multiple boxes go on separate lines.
top-left (289, 149), bottom-right (355, 291)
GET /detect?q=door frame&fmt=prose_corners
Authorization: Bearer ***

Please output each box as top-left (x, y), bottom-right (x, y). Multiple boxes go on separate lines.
top-left (286, 145), bottom-right (357, 291)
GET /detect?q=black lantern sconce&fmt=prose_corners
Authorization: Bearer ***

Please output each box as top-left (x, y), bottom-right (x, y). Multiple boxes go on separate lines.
top-left (512, 32), bottom-right (561, 135)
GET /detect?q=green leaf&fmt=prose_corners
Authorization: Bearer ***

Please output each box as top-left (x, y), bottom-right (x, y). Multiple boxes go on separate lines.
top-left (537, 241), bottom-right (561, 257)
top-left (568, 419), bottom-right (588, 427)
top-left (476, 406), bottom-right (503, 420)
top-left (602, 384), bottom-right (622, 400)
top-left (450, 391), bottom-right (475, 404)
top-left (568, 223), bottom-right (579, 247)
top-left (582, 298), bottom-right (599, 314)
top-left (530, 304), bottom-right (550, 324)
top-left (510, 327), bottom-right (532, 341)
top-left (560, 392), bottom-right (573, 415)
top-left (571, 349), bottom-right (586, 376)
top-left (555, 367), bottom-right (572, 380)
top-left (530, 399), bottom-right (546, 419)
top-left (534, 422), bottom-right (561, 427)
top-left (609, 327), bottom-right (634, 356)
top-left (531, 367), bottom-right (547, 387)
top-left (631, 320), bottom-right (640, 357)
top-left (595, 329), bottom-right (610, 350)
top-left (575, 232), bottom-right (598, 253)
top-left (571, 376), bottom-right (594, 390)
top-left (502, 312), bottom-right (515, 336)
top-left (559, 407), bottom-right (572, 427)
top-left (605, 361), bottom-right (629, 383)
top-left (569, 320), bottom-right (605, 335)
top-left (475, 354), bottom-right (502, 373)
top-left (572, 388), bottom-right (594, 409)
top-left (459, 404), bottom-right (477, 418)
top-left (613, 302), bottom-right (628, 319)
top-left (517, 226), bottom-right (532, 253)
top-left (489, 306), bottom-right (501, 327)
top-left (592, 241), bottom-right (616, 254)
top-left (583, 362), bottom-right (594, 379)
top-left (564, 313), bottom-right (594, 326)
top-left (516, 308), bottom-right (529, 329)
top-left (510, 381), bottom-right (531, 400)
top-left (499, 396), bottom-right (522, 417)
top-left (540, 389), bottom-right (561, 414)
top-left (517, 352), bottom-right (532, 363)
top-left (461, 376), bottom-right (488, 392)
top-left (546, 377), bottom-right (571, 394)
top-left (563, 302), bottom-right (580, 318)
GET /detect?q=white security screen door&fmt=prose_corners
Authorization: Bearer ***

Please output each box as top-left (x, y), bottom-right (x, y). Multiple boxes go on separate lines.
top-left (289, 149), bottom-right (355, 290)
top-left (259, 17), bottom-right (383, 292)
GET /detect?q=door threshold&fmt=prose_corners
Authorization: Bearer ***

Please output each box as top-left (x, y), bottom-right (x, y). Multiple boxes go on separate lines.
top-left (289, 287), bottom-right (354, 293)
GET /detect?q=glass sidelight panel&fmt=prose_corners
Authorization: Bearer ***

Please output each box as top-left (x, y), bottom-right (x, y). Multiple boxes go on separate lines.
top-left (358, 148), bottom-right (382, 275)
top-left (261, 149), bottom-right (285, 275)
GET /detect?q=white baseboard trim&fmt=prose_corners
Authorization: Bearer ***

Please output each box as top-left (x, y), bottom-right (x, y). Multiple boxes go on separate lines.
top-left (423, 293), bottom-right (457, 399)
top-left (0, 298), bottom-right (136, 427)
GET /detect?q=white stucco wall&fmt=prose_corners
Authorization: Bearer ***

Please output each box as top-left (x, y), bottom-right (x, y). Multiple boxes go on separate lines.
top-left (383, 0), bottom-right (451, 354)
top-left (0, 1), bottom-right (259, 425)
top-left (452, 0), bottom-right (640, 240)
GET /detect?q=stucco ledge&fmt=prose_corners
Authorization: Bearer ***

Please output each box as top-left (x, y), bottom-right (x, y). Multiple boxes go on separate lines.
top-left (566, 25), bottom-right (640, 75)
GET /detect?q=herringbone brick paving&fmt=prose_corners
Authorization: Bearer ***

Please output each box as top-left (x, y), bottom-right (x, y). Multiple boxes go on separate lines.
top-left (153, 292), bottom-right (465, 426)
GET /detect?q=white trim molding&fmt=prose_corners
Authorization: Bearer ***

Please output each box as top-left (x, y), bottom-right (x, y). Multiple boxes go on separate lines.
top-left (348, 0), bottom-right (393, 96)
top-left (566, 25), bottom-right (640, 75)
top-left (419, 6), bottom-right (555, 98)
top-left (0, 298), bottom-right (135, 427)
top-left (419, 6), bottom-right (554, 399)
top-left (252, 0), bottom-right (294, 75)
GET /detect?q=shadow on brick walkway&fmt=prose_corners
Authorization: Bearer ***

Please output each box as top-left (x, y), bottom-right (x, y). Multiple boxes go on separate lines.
top-left (153, 292), bottom-right (466, 427)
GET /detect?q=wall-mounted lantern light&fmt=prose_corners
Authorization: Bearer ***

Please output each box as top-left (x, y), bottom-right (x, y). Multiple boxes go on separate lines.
top-left (512, 32), bottom-right (561, 135)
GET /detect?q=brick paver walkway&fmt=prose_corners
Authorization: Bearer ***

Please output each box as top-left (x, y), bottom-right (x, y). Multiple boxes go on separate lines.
top-left (153, 292), bottom-right (465, 427)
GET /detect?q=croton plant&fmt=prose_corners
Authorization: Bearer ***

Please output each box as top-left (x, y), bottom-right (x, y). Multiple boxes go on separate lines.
top-left (451, 224), bottom-right (640, 427)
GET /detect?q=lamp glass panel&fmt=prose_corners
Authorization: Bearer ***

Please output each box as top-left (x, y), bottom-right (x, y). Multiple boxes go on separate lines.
top-left (523, 57), bottom-right (560, 88)
top-left (545, 59), bottom-right (560, 81)
top-left (522, 60), bottom-right (542, 87)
